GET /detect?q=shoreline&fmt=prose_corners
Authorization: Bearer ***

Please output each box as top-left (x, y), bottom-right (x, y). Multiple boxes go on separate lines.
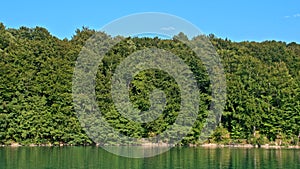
top-left (2, 143), bottom-right (300, 149)
top-left (198, 143), bottom-right (300, 149)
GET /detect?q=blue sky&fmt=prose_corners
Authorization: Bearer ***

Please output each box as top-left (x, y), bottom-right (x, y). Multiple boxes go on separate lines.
top-left (0, 0), bottom-right (299, 43)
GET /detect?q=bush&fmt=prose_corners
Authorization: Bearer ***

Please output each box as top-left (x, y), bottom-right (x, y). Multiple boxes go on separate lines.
top-left (212, 125), bottom-right (230, 143)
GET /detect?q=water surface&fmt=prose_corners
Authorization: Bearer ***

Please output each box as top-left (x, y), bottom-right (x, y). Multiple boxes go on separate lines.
top-left (1, 146), bottom-right (299, 169)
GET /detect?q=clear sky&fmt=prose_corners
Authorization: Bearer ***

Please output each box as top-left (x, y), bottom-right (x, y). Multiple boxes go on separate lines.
top-left (0, 0), bottom-right (299, 43)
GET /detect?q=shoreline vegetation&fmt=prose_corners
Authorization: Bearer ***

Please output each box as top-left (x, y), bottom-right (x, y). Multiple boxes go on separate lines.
top-left (0, 23), bottom-right (300, 148)
top-left (3, 142), bottom-right (300, 149)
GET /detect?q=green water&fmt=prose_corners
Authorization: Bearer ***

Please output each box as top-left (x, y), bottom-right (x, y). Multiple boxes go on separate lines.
top-left (1, 146), bottom-right (299, 169)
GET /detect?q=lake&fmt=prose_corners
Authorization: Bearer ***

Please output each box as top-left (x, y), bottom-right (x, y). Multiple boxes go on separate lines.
top-left (1, 146), bottom-right (299, 169)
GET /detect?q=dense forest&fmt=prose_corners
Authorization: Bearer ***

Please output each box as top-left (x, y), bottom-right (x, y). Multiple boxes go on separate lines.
top-left (0, 22), bottom-right (299, 146)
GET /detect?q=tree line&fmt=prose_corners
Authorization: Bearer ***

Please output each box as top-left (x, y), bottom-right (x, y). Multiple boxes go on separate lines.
top-left (0, 23), bottom-right (299, 146)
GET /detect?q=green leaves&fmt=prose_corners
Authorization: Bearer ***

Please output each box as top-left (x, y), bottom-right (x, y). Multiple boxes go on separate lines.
top-left (0, 24), bottom-right (299, 145)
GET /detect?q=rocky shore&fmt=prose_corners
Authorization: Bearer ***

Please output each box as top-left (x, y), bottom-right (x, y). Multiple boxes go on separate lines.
top-left (2, 142), bottom-right (300, 149)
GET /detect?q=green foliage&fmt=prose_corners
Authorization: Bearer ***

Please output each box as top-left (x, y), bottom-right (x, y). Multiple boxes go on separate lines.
top-left (248, 133), bottom-right (269, 146)
top-left (212, 125), bottom-right (230, 143)
top-left (0, 23), bottom-right (299, 145)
